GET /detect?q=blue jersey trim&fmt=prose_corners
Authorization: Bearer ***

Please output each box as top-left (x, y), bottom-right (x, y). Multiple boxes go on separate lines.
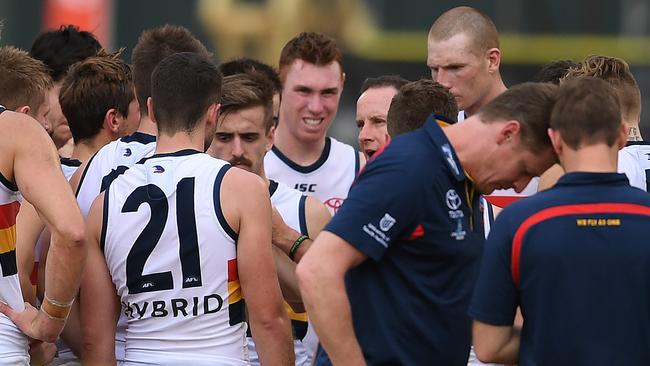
top-left (213, 164), bottom-right (238, 242)
top-left (354, 149), bottom-right (360, 175)
top-left (120, 132), bottom-right (156, 144)
top-left (138, 149), bottom-right (201, 164)
top-left (298, 195), bottom-right (308, 236)
top-left (100, 185), bottom-right (110, 253)
top-left (75, 152), bottom-right (97, 197)
top-left (271, 137), bottom-right (331, 173)
top-left (268, 179), bottom-right (279, 197)
top-left (0, 172), bottom-right (17, 192)
top-left (60, 157), bottom-right (82, 167)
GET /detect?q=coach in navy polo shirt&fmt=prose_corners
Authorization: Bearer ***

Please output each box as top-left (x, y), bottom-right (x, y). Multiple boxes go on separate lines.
top-left (297, 82), bottom-right (559, 365)
top-left (470, 78), bottom-right (650, 365)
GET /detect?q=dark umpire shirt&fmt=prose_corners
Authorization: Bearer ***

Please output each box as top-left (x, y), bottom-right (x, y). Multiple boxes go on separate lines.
top-left (321, 115), bottom-right (484, 365)
top-left (469, 172), bottom-right (650, 366)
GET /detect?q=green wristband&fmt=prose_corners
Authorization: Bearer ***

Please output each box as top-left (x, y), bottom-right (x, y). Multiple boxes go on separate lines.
top-left (289, 235), bottom-right (309, 260)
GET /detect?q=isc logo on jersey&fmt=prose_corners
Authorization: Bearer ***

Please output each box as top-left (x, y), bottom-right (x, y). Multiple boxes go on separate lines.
top-left (294, 183), bottom-right (317, 192)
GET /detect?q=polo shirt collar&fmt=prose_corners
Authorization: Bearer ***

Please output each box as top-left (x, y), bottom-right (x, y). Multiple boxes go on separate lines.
top-left (423, 114), bottom-right (465, 182)
top-left (556, 172), bottom-right (629, 187)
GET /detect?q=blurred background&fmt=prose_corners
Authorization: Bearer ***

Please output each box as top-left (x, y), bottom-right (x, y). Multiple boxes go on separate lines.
top-left (2, 0), bottom-right (650, 146)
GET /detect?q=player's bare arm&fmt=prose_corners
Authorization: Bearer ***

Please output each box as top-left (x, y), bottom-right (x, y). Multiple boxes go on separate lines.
top-left (270, 197), bottom-right (331, 312)
top-left (472, 320), bottom-right (520, 364)
top-left (296, 231), bottom-right (367, 366)
top-left (0, 112), bottom-right (85, 343)
top-left (15, 200), bottom-right (44, 305)
top-left (272, 196), bottom-right (331, 263)
top-left (221, 168), bottom-right (294, 365)
top-left (79, 192), bottom-right (120, 365)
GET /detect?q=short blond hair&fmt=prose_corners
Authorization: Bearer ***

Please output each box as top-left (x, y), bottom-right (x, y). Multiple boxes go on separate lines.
top-left (428, 6), bottom-right (499, 53)
top-left (0, 46), bottom-right (52, 111)
top-left (563, 55), bottom-right (641, 123)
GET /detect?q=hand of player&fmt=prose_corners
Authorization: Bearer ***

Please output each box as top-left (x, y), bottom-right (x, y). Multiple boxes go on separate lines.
top-left (271, 206), bottom-right (300, 254)
top-left (28, 340), bottom-right (57, 366)
top-left (0, 301), bottom-right (65, 343)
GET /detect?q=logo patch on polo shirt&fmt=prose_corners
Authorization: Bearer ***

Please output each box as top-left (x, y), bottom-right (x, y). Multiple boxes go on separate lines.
top-left (379, 213), bottom-right (396, 231)
top-left (446, 189), bottom-right (462, 210)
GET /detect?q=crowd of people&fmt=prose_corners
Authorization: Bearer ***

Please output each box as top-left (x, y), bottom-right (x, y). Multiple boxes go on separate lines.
top-left (0, 5), bottom-right (649, 366)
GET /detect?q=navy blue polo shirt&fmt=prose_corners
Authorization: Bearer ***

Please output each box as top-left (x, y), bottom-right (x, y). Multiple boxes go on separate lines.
top-left (321, 116), bottom-right (484, 365)
top-left (469, 172), bottom-right (650, 366)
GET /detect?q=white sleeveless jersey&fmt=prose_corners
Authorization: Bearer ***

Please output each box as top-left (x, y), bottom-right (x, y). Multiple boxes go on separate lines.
top-left (75, 132), bottom-right (155, 361)
top-left (264, 137), bottom-right (360, 214)
top-left (76, 132), bottom-right (156, 218)
top-left (103, 150), bottom-right (247, 365)
top-left (618, 141), bottom-right (650, 191)
top-left (247, 180), bottom-right (312, 366)
top-left (0, 170), bottom-right (29, 363)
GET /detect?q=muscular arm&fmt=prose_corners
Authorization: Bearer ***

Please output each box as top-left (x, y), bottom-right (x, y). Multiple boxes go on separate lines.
top-left (272, 196), bottom-right (331, 262)
top-left (15, 200), bottom-right (44, 306)
top-left (79, 193), bottom-right (119, 365)
top-left (271, 196), bottom-right (331, 311)
top-left (296, 231), bottom-right (367, 366)
top-left (0, 112), bottom-right (85, 342)
top-left (472, 321), bottom-right (520, 364)
top-left (222, 169), bottom-right (294, 365)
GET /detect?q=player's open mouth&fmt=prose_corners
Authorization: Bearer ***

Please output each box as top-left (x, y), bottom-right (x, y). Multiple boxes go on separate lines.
top-left (303, 118), bottom-right (323, 126)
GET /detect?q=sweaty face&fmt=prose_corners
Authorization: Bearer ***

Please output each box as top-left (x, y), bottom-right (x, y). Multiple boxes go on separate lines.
top-left (48, 82), bottom-right (72, 149)
top-left (356, 86), bottom-right (397, 158)
top-left (207, 105), bottom-right (272, 176)
top-left (427, 33), bottom-right (492, 115)
top-left (279, 60), bottom-right (343, 143)
top-left (475, 138), bottom-right (556, 195)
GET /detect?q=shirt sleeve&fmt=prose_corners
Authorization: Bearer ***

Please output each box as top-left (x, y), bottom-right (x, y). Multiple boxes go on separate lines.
top-left (468, 209), bottom-right (518, 326)
top-left (324, 144), bottom-right (422, 261)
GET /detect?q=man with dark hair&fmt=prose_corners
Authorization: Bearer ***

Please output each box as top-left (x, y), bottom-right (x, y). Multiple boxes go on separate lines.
top-left (297, 82), bottom-right (558, 365)
top-left (356, 75), bottom-right (408, 159)
top-left (265, 32), bottom-right (364, 214)
top-left (69, 24), bottom-right (211, 364)
top-left (470, 77), bottom-right (650, 366)
top-left (0, 110), bottom-right (85, 364)
top-left (531, 59), bottom-right (577, 84)
top-left (207, 72), bottom-right (330, 366)
top-left (30, 25), bottom-right (102, 157)
top-left (15, 51), bottom-right (139, 364)
top-left (0, 46), bottom-right (53, 132)
top-left (386, 79), bottom-right (458, 137)
top-left (219, 57), bottom-right (283, 122)
top-left (80, 52), bottom-right (294, 365)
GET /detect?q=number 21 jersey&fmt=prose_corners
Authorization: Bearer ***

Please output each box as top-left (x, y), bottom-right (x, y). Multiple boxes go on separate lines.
top-left (102, 150), bottom-right (247, 365)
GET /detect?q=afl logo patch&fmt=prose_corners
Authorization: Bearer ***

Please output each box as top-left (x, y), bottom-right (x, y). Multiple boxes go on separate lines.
top-left (446, 189), bottom-right (462, 210)
top-left (153, 165), bottom-right (165, 173)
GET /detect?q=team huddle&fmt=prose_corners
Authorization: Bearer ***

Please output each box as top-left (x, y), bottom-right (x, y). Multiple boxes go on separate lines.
top-left (0, 5), bottom-right (649, 366)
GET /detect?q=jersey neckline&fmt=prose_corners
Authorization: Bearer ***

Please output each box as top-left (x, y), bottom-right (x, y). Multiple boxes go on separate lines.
top-left (138, 149), bottom-right (202, 163)
top-left (270, 137), bottom-right (332, 174)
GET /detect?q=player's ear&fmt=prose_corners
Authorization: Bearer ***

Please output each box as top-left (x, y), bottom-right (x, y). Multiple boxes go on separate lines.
top-left (486, 48), bottom-right (501, 73)
top-left (496, 120), bottom-right (520, 145)
top-left (147, 97), bottom-right (157, 125)
top-left (104, 108), bottom-right (119, 133)
top-left (266, 125), bottom-right (275, 151)
top-left (15, 105), bottom-right (30, 115)
top-left (547, 127), bottom-right (563, 155)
